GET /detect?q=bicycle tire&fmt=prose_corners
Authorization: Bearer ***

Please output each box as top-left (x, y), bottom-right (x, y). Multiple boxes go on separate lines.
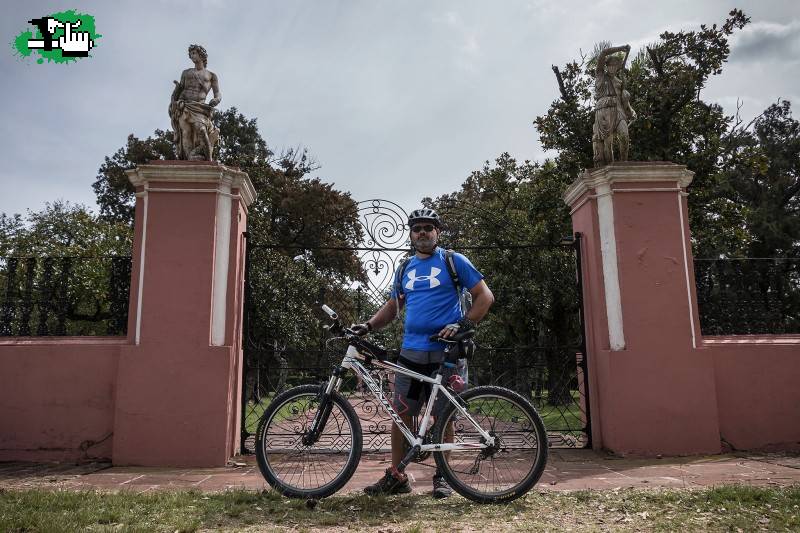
top-left (432, 385), bottom-right (548, 503)
top-left (255, 384), bottom-right (363, 499)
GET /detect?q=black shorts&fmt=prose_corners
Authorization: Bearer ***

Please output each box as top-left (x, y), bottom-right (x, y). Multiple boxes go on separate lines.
top-left (391, 349), bottom-right (468, 417)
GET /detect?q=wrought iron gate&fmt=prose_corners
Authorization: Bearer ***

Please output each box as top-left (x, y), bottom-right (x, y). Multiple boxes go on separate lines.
top-left (241, 200), bottom-right (591, 453)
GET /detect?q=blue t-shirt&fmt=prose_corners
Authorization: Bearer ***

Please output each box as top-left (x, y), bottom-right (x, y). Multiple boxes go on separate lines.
top-left (391, 248), bottom-right (484, 350)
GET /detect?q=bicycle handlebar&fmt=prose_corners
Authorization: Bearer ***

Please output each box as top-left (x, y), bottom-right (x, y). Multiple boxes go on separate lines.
top-left (321, 305), bottom-right (474, 360)
top-left (322, 305), bottom-right (388, 360)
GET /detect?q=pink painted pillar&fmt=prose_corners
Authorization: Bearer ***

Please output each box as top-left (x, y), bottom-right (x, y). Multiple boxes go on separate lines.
top-left (112, 161), bottom-right (255, 466)
top-left (564, 162), bottom-right (721, 456)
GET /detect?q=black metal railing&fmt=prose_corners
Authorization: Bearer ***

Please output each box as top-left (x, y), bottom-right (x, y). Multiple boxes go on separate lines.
top-left (0, 256), bottom-right (132, 337)
top-left (694, 257), bottom-right (800, 335)
top-left (241, 343), bottom-right (588, 452)
top-left (240, 200), bottom-right (591, 453)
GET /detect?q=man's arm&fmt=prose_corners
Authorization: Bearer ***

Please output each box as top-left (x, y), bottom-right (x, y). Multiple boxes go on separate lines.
top-left (465, 280), bottom-right (494, 323)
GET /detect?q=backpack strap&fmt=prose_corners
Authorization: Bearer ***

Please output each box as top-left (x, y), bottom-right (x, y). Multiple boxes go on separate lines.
top-left (445, 249), bottom-right (462, 295)
top-left (446, 249), bottom-right (473, 318)
top-left (393, 255), bottom-right (412, 318)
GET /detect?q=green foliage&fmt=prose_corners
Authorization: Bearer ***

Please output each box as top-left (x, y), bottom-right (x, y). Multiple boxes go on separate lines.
top-left (0, 200), bottom-right (132, 258)
top-left (87, 107), bottom-right (365, 348)
top-left (720, 100), bottom-right (800, 258)
top-left (532, 9), bottom-right (798, 259)
top-left (425, 154), bottom-right (580, 405)
top-left (93, 129), bottom-right (175, 225)
top-left (0, 202), bottom-right (132, 335)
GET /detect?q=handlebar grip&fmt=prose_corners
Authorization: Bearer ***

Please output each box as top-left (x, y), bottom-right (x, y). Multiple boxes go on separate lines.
top-left (321, 305), bottom-right (338, 319)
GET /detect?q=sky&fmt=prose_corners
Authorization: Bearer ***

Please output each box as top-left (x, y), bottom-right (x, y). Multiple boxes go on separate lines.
top-left (1, 0), bottom-right (799, 218)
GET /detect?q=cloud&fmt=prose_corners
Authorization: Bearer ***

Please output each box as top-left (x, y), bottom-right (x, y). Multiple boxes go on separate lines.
top-left (730, 20), bottom-right (800, 64)
top-left (431, 10), bottom-right (484, 73)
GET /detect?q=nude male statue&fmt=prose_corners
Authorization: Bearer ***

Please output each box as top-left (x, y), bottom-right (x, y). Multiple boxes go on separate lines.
top-left (169, 44), bottom-right (221, 161)
top-left (592, 44), bottom-right (636, 166)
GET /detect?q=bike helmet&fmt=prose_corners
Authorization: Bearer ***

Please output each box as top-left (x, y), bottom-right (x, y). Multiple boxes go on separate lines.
top-left (407, 208), bottom-right (441, 228)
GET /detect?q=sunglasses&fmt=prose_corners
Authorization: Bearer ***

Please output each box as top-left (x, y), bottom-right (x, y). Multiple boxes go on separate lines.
top-left (411, 224), bottom-right (436, 233)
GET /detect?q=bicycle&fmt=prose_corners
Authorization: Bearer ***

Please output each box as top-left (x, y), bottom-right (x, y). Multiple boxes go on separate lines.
top-left (254, 305), bottom-right (548, 503)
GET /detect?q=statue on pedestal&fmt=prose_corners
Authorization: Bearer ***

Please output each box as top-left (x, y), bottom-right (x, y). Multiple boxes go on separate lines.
top-left (169, 44), bottom-right (221, 161)
top-left (592, 43), bottom-right (636, 167)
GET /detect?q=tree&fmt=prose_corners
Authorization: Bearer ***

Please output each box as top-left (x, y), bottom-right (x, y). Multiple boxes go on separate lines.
top-left (534, 9), bottom-right (752, 257)
top-left (90, 107), bottom-right (368, 399)
top-left (535, 9), bottom-right (800, 336)
top-left (0, 201), bottom-right (132, 258)
top-left (721, 100), bottom-right (800, 258)
top-left (0, 201), bottom-right (133, 335)
top-left (425, 154), bottom-right (580, 406)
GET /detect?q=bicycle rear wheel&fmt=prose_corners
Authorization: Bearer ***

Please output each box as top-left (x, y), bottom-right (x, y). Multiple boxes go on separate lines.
top-left (255, 384), bottom-right (363, 499)
top-left (432, 385), bottom-right (548, 503)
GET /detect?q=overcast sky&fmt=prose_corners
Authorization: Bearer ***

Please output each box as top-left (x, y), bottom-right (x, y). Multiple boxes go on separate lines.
top-left (1, 0), bottom-right (799, 218)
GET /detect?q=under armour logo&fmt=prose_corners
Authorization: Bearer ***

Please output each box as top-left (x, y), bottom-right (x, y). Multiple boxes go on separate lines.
top-left (405, 268), bottom-right (441, 290)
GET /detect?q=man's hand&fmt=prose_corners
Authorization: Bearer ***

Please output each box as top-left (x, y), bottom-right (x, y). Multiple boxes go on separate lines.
top-left (438, 322), bottom-right (461, 339)
top-left (209, 97), bottom-right (221, 107)
top-left (350, 323), bottom-right (371, 336)
top-left (437, 316), bottom-right (476, 339)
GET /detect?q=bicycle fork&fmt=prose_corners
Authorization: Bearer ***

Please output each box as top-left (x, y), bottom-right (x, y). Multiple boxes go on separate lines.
top-left (303, 368), bottom-right (344, 446)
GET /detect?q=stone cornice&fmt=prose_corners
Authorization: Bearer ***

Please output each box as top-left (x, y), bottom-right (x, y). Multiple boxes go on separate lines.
top-left (563, 162), bottom-right (695, 207)
top-left (125, 162), bottom-right (257, 207)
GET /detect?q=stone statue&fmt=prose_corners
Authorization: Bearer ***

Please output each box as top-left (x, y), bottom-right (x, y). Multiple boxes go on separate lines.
top-left (592, 44), bottom-right (636, 167)
top-left (169, 44), bottom-right (221, 161)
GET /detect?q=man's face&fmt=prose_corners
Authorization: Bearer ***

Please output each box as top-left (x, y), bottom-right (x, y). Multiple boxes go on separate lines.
top-left (189, 50), bottom-right (201, 64)
top-left (410, 222), bottom-right (438, 253)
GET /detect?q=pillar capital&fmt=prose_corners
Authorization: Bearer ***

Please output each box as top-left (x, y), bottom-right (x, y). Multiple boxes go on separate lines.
top-left (126, 161), bottom-right (257, 208)
top-left (564, 162), bottom-right (694, 208)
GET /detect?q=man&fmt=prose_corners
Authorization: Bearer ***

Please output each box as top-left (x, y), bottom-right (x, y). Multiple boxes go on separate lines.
top-left (351, 208), bottom-right (494, 498)
top-left (592, 43), bottom-right (636, 166)
top-left (169, 44), bottom-right (221, 161)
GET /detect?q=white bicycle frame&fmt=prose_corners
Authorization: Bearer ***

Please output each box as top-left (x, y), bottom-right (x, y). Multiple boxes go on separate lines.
top-left (322, 344), bottom-right (496, 452)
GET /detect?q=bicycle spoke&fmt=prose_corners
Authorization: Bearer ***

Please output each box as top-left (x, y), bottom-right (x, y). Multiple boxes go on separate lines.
top-left (438, 389), bottom-right (546, 498)
top-left (261, 391), bottom-right (357, 492)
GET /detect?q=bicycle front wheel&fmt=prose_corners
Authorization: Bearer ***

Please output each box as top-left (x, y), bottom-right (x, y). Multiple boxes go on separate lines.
top-left (255, 384), bottom-right (363, 499)
top-left (432, 385), bottom-right (548, 503)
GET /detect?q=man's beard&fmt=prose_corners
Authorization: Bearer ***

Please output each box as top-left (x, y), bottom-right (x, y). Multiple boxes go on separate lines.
top-left (413, 236), bottom-right (437, 253)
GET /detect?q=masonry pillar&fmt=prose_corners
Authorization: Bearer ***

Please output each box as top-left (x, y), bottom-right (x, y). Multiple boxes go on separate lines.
top-left (564, 162), bottom-right (721, 456)
top-left (112, 161), bottom-right (255, 466)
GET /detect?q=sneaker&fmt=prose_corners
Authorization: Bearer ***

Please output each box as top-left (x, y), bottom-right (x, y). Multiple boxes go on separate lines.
top-left (364, 468), bottom-right (412, 496)
top-left (432, 473), bottom-right (453, 499)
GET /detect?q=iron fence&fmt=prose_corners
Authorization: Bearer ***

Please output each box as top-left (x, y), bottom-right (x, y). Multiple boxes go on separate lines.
top-left (694, 257), bottom-right (800, 335)
top-left (241, 200), bottom-right (590, 453)
top-left (0, 256), bottom-right (131, 337)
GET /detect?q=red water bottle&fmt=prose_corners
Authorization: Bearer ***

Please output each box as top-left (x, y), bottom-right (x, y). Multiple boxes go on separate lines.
top-left (448, 374), bottom-right (465, 392)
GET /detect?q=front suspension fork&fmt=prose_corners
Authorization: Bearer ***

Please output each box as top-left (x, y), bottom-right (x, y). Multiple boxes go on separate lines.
top-left (302, 368), bottom-right (344, 446)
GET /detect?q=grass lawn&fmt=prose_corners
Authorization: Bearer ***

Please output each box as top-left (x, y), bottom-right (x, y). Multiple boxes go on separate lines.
top-left (1, 485), bottom-right (798, 532)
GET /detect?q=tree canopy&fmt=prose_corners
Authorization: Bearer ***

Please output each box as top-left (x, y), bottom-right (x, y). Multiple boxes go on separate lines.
top-left (532, 9), bottom-right (799, 259)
